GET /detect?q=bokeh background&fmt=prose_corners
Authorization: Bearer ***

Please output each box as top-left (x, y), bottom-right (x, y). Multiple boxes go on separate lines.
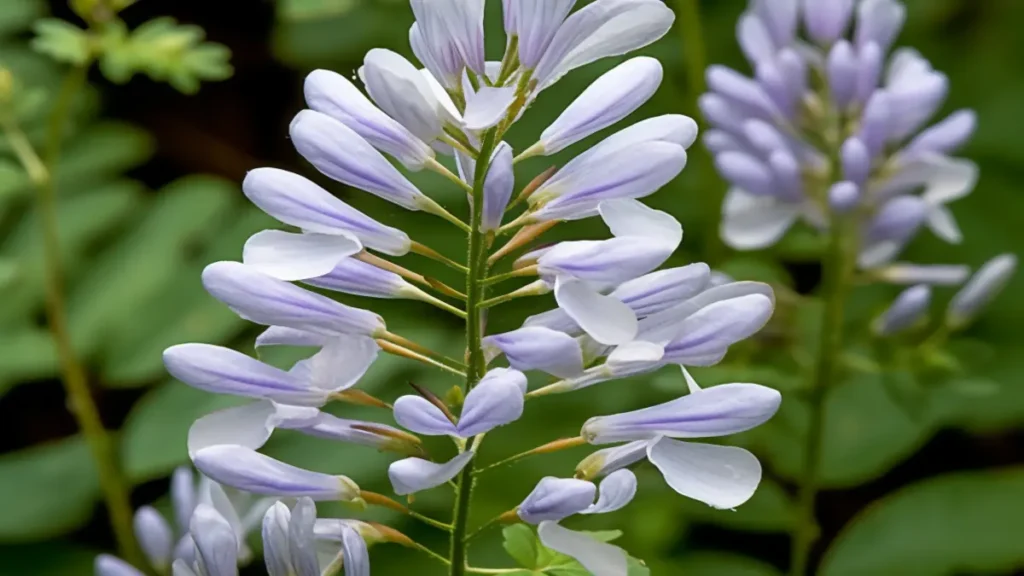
top-left (0, 0), bottom-right (1022, 574)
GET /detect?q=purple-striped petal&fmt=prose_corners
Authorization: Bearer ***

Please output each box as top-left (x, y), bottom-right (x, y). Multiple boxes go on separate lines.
top-left (517, 477), bottom-right (596, 524)
top-left (193, 445), bottom-right (361, 501)
top-left (481, 142), bottom-right (514, 232)
top-left (393, 395), bottom-right (457, 436)
top-left (581, 469), bottom-right (637, 515)
top-left (457, 368), bottom-right (528, 437)
top-left (483, 327), bottom-right (584, 378)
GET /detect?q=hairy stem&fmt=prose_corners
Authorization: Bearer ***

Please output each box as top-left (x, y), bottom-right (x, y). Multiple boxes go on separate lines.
top-left (30, 64), bottom-right (143, 565)
top-left (449, 129), bottom-right (498, 576)
top-left (789, 219), bottom-right (856, 576)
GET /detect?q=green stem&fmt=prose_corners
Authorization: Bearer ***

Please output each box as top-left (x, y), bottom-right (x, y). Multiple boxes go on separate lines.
top-left (673, 0), bottom-right (725, 264)
top-left (31, 63), bottom-right (143, 566)
top-left (449, 129), bottom-right (498, 576)
top-left (789, 219), bottom-right (856, 576)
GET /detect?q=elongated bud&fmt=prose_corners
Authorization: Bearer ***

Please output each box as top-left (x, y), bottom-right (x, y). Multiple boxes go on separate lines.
top-left (517, 477), bottom-right (596, 524)
top-left (827, 40), bottom-right (858, 108)
top-left (581, 383), bottom-right (781, 444)
top-left (903, 109), bottom-right (977, 159)
top-left (172, 466), bottom-right (196, 533)
top-left (361, 48), bottom-right (451, 142)
top-left (538, 57), bottom-right (663, 156)
top-left (193, 445), bottom-right (362, 502)
top-left (482, 142), bottom-right (514, 232)
top-left (134, 507), bottom-right (173, 571)
top-left (262, 502), bottom-right (292, 576)
top-left (483, 327), bottom-right (584, 378)
top-left (803, 0), bottom-right (854, 45)
top-left (873, 263), bottom-right (970, 286)
top-left (304, 69), bottom-right (434, 170)
top-left (947, 254), bottom-right (1017, 328)
top-left (291, 110), bottom-right (429, 212)
top-left (305, 257), bottom-right (411, 299)
top-left (243, 168), bottom-right (411, 256)
top-left (829, 181), bottom-right (860, 213)
top-left (873, 284), bottom-right (931, 335)
top-left (202, 262), bottom-right (386, 338)
top-left (189, 504), bottom-right (238, 576)
top-left (94, 555), bottom-right (144, 576)
top-left (410, 0), bottom-right (485, 84)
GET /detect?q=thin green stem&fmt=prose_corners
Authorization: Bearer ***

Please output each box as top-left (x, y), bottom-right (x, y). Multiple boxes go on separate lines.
top-left (789, 219), bottom-right (856, 576)
top-left (673, 0), bottom-right (725, 264)
top-left (449, 129), bottom-right (499, 576)
top-left (411, 540), bottom-right (453, 567)
top-left (16, 63), bottom-right (143, 566)
top-left (477, 280), bottom-right (547, 309)
top-left (463, 514), bottom-right (503, 543)
top-left (482, 265), bottom-right (538, 287)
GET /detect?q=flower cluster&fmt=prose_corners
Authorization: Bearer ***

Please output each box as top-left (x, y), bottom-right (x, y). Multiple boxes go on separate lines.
top-left (104, 1), bottom-right (789, 575)
top-left (703, 0), bottom-right (1015, 330)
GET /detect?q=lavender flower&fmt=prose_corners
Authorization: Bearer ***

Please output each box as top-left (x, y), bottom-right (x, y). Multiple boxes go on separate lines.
top-left (947, 254), bottom-right (1018, 327)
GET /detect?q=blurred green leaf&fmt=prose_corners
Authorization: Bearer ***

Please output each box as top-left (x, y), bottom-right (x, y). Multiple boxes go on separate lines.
top-left (30, 19), bottom-right (92, 66)
top-left (97, 17), bottom-right (232, 93)
top-left (677, 477), bottom-right (796, 533)
top-left (0, 436), bottom-right (99, 541)
top-left (503, 524), bottom-right (540, 569)
top-left (278, 0), bottom-right (359, 20)
top-left (57, 122), bottom-right (154, 189)
top-left (0, 328), bottom-right (57, 397)
top-left (122, 381), bottom-right (244, 482)
top-left (0, 541), bottom-right (98, 575)
top-left (0, 0), bottom-right (43, 38)
top-left (820, 468), bottom-right (1024, 576)
top-left (669, 553), bottom-right (782, 576)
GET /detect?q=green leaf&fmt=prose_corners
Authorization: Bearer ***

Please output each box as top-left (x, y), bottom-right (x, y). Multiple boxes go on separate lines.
top-left (503, 524), bottom-right (540, 569)
top-left (677, 477), bottom-right (796, 533)
top-left (670, 553), bottom-right (782, 576)
top-left (820, 468), bottom-right (1024, 576)
top-left (0, 541), bottom-right (98, 575)
top-left (0, 436), bottom-right (99, 540)
top-left (57, 122), bottom-right (154, 189)
top-left (30, 19), bottom-right (92, 66)
top-left (278, 0), bottom-right (360, 20)
top-left (0, 0), bottom-right (44, 37)
top-left (97, 17), bottom-right (232, 93)
top-left (121, 381), bottom-right (244, 482)
top-left (0, 328), bottom-right (58, 396)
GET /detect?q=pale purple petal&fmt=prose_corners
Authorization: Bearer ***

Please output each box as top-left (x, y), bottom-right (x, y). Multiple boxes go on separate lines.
top-left (539, 57), bottom-right (663, 155)
top-left (172, 467), bottom-right (196, 533)
top-left (875, 263), bottom-right (970, 286)
top-left (340, 524), bottom-right (370, 576)
top-left (291, 110), bottom-right (426, 211)
top-left (242, 168), bottom-right (410, 256)
top-left (803, 0), bottom-right (854, 45)
top-left (638, 280), bottom-right (776, 343)
top-left (202, 262), bottom-right (385, 337)
top-left (537, 521), bottom-right (627, 576)
top-left (737, 13), bottom-right (775, 65)
top-left (388, 451), bottom-right (474, 495)
top-left (575, 441), bottom-right (649, 480)
top-left (517, 477), bottom-right (596, 524)
top-left (662, 294), bottom-right (775, 365)
top-left (304, 335), bottom-right (379, 393)
top-left (483, 327), bottom-right (584, 378)
top-left (193, 445), bottom-right (360, 501)
top-left (903, 110), bottom-right (977, 159)
top-left (287, 498), bottom-right (319, 576)
top-left (582, 382), bottom-right (782, 444)
top-left (854, 42), bottom-right (883, 105)
top-left (187, 401), bottom-right (302, 457)
top-left (457, 369), bottom-right (527, 437)
top-left (304, 69), bottom-right (433, 170)
top-left (410, 0), bottom-right (485, 83)
top-left (581, 469), bottom-right (637, 515)
top-left (393, 395), bottom-right (458, 436)
top-left (865, 195), bottom-right (927, 244)
top-left (262, 502), bottom-right (292, 576)
top-left (841, 137), bottom-right (871, 185)
top-left (516, 0), bottom-right (576, 69)
top-left (827, 40), bottom-right (858, 108)
top-left (720, 188), bottom-right (800, 250)
top-left (242, 230), bottom-right (362, 282)
top-left (292, 412), bottom-right (421, 455)
top-left (768, 150), bottom-right (803, 201)
top-left (164, 344), bottom-right (327, 406)
top-left (554, 278), bottom-right (638, 346)
top-left (256, 326), bottom-right (328, 349)
top-left (855, 0), bottom-right (906, 52)
top-left (172, 559), bottom-right (198, 576)
top-left (858, 91), bottom-right (891, 155)
top-left (648, 438), bottom-right (762, 509)
top-left (362, 48), bottom-right (449, 141)
top-left (706, 65), bottom-right (779, 120)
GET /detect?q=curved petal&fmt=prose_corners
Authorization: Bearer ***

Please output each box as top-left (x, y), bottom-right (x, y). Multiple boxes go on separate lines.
top-left (482, 327), bottom-right (584, 378)
top-left (306, 257), bottom-right (409, 299)
top-left (134, 507), bottom-right (174, 571)
top-left (575, 440), bottom-right (649, 480)
top-left (361, 48), bottom-right (447, 142)
top-left (393, 395), bottom-right (457, 436)
top-left (288, 498), bottom-right (320, 576)
top-left (255, 326), bottom-right (328, 349)
top-left (662, 294), bottom-right (775, 364)
top-left (388, 451), bottom-right (474, 495)
top-left (720, 187), bottom-right (800, 250)
top-left (554, 278), bottom-right (637, 346)
top-left (187, 401), bottom-right (278, 457)
top-left (462, 86), bottom-right (516, 131)
top-left (172, 467), bottom-right (196, 534)
top-left (340, 524), bottom-right (370, 576)
top-left (517, 477), bottom-right (596, 524)
top-left (647, 438), bottom-right (762, 509)
top-left (457, 374), bottom-right (526, 437)
top-left (306, 336), bottom-right (379, 393)
top-left (582, 469), bottom-right (637, 515)
top-left (242, 231), bottom-right (361, 281)
top-left (638, 281), bottom-right (775, 343)
top-left (481, 142), bottom-right (515, 232)
top-left (95, 555), bottom-right (147, 576)
top-left (262, 502), bottom-right (292, 576)
top-left (189, 504), bottom-right (239, 576)
top-left (537, 521), bottom-right (628, 576)
top-left (599, 199), bottom-right (682, 248)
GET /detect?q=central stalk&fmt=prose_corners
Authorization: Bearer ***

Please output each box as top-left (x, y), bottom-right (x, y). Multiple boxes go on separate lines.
top-left (449, 130), bottom-right (499, 576)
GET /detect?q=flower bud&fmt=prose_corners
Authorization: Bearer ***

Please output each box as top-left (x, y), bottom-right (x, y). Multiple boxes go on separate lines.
top-left (189, 504), bottom-right (238, 576)
top-left (947, 254), bottom-right (1017, 327)
top-left (133, 507), bottom-right (173, 571)
top-left (193, 445), bottom-right (362, 502)
top-left (873, 284), bottom-right (931, 335)
top-left (517, 477), bottom-right (596, 524)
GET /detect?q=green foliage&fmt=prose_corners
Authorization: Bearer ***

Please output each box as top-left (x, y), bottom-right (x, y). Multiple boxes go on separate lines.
top-left (820, 468), bottom-right (1024, 576)
top-left (97, 18), bottom-right (232, 94)
top-left (0, 437), bottom-right (99, 540)
top-left (30, 19), bottom-right (91, 66)
top-left (500, 525), bottom-right (649, 575)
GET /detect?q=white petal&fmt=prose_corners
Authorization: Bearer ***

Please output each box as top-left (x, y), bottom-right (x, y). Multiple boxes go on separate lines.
top-left (920, 155), bottom-right (978, 205)
top-left (647, 438), bottom-right (762, 509)
top-left (187, 401), bottom-right (277, 457)
top-left (243, 231), bottom-right (362, 281)
top-left (721, 187), bottom-right (800, 250)
top-left (362, 49), bottom-right (446, 142)
top-left (555, 277), bottom-right (638, 346)
top-left (537, 521), bottom-right (628, 576)
top-left (255, 327), bottom-right (328, 349)
top-left (681, 366), bottom-right (702, 394)
top-left (582, 469), bottom-right (637, 515)
top-left (462, 86), bottom-right (516, 131)
top-left (388, 451), bottom-right (474, 495)
top-left (392, 395), bottom-right (457, 436)
top-left (599, 199), bottom-right (683, 247)
top-left (926, 204), bottom-right (962, 244)
top-left (607, 341), bottom-right (664, 365)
